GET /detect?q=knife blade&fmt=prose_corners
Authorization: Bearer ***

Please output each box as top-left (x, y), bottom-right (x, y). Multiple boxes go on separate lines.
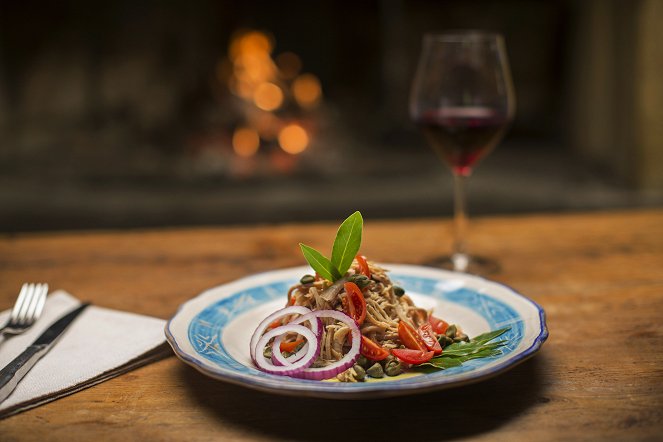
top-left (0, 303), bottom-right (89, 403)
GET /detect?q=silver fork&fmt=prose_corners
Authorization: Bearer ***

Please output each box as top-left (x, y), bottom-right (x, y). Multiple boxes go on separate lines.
top-left (0, 283), bottom-right (49, 339)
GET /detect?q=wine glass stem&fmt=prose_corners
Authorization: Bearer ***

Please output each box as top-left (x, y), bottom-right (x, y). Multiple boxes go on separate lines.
top-left (452, 172), bottom-right (469, 271)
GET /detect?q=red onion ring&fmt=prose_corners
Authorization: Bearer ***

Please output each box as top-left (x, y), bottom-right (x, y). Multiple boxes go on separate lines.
top-left (271, 312), bottom-right (322, 366)
top-left (249, 306), bottom-right (313, 363)
top-left (253, 324), bottom-right (320, 376)
top-left (251, 308), bottom-right (361, 381)
top-left (292, 310), bottom-right (361, 380)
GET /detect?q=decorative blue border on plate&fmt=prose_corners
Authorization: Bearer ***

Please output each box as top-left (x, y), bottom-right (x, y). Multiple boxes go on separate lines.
top-left (165, 265), bottom-right (548, 398)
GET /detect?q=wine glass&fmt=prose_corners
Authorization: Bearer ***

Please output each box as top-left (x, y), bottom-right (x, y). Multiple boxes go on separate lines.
top-left (410, 31), bottom-right (515, 274)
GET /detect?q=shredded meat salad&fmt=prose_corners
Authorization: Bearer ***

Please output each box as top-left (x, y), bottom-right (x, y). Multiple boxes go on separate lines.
top-left (251, 212), bottom-right (471, 382)
top-left (292, 262), bottom-right (425, 350)
top-left (262, 259), bottom-right (465, 382)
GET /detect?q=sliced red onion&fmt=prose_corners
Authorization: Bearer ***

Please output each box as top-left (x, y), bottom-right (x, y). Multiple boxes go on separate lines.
top-left (253, 324), bottom-right (320, 376)
top-left (294, 310), bottom-right (361, 380)
top-left (249, 305), bottom-right (312, 363)
top-left (271, 313), bottom-right (322, 366)
top-left (251, 308), bottom-right (360, 381)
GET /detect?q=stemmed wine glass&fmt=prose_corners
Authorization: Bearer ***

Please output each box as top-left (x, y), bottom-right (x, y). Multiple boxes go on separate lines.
top-left (410, 31), bottom-right (515, 274)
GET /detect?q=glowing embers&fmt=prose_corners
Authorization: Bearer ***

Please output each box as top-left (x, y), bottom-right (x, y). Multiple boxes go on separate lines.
top-left (278, 124), bottom-right (309, 155)
top-left (218, 29), bottom-right (322, 162)
top-left (232, 128), bottom-right (260, 157)
top-left (253, 82), bottom-right (283, 111)
top-left (293, 74), bottom-right (322, 109)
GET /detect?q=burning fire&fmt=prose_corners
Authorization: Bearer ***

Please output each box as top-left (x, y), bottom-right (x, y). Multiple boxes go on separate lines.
top-left (220, 30), bottom-right (323, 160)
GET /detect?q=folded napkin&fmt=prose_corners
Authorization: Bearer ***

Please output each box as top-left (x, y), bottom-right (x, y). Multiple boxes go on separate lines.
top-left (0, 291), bottom-right (170, 419)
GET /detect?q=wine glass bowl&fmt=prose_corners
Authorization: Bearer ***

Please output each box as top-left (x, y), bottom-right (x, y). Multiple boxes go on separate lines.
top-left (410, 31), bottom-right (515, 273)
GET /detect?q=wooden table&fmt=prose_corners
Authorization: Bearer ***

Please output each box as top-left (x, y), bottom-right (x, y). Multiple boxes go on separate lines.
top-left (1, 209), bottom-right (662, 441)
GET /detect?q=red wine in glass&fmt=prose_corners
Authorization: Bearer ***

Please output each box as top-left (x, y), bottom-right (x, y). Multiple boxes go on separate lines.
top-left (416, 107), bottom-right (509, 176)
top-left (410, 32), bottom-right (515, 274)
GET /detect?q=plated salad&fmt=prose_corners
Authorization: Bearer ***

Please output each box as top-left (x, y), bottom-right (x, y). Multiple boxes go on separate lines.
top-left (249, 212), bottom-right (509, 382)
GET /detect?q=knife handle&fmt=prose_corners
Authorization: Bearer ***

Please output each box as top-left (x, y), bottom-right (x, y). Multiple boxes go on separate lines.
top-left (0, 345), bottom-right (48, 403)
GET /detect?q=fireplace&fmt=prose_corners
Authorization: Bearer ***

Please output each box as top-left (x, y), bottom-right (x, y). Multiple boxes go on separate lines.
top-left (0, 0), bottom-right (661, 231)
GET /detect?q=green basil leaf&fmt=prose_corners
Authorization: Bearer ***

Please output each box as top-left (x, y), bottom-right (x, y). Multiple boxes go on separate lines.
top-left (436, 341), bottom-right (507, 358)
top-left (299, 243), bottom-right (342, 282)
top-left (413, 327), bottom-right (511, 372)
top-left (418, 358), bottom-right (463, 371)
top-left (470, 327), bottom-right (511, 346)
top-left (441, 339), bottom-right (507, 355)
top-left (331, 211), bottom-right (363, 276)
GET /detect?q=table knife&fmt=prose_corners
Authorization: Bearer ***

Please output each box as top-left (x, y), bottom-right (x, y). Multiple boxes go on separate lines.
top-left (0, 303), bottom-right (89, 403)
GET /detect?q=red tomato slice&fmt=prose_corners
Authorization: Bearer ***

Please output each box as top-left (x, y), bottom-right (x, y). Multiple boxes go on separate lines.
top-left (391, 348), bottom-right (434, 365)
top-left (418, 323), bottom-right (443, 355)
top-left (360, 336), bottom-right (390, 361)
top-left (279, 338), bottom-right (304, 353)
top-left (429, 314), bottom-right (449, 335)
top-left (355, 254), bottom-right (371, 278)
top-left (398, 321), bottom-right (427, 352)
top-left (343, 282), bottom-right (367, 325)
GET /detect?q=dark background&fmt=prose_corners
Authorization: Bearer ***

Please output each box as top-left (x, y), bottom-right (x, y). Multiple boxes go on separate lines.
top-left (0, 0), bottom-right (661, 232)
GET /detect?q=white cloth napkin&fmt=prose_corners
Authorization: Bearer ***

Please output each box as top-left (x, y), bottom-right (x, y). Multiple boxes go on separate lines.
top-left (0, 291), bottom-right (169, 419)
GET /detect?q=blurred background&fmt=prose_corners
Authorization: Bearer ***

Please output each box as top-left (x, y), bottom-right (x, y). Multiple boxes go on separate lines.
top-left (1, 0), bottom-right (661, 232)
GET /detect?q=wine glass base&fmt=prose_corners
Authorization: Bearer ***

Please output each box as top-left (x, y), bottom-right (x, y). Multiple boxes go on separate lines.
top-left (423, 254), bottom-right (500, 276)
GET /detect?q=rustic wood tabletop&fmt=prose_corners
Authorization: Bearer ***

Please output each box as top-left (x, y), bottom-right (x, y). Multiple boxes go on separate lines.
top-left (0, 209), bottom-right (661, 441)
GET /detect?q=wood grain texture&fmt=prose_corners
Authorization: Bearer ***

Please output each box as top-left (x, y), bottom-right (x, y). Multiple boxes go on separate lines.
top-left (0, 210), bottom-right (662, 441)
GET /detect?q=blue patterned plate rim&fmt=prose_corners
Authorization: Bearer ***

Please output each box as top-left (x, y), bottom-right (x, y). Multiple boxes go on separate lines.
top-left (165, 264), bottom-right (548, 399)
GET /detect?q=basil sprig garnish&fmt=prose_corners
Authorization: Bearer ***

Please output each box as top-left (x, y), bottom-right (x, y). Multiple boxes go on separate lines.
top-left (299, 244), bottom-right (342, 282)
top-left (299, 211), bottom-right (363, 282)
top-left (416, 327), bottom-right (511, 371)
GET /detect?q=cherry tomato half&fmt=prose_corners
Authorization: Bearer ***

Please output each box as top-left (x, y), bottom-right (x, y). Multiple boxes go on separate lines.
top-left (279, 338), bottom-right (304, 353)
top-left (355, 254), bottom-right (371, 278)
top-left (398, 321), bottom-right (427, 352)
top-left (418, 323), bottom-right (443, 355)
top-left (343, 282), bottom-right (367, 325)
top-left (391, 348), bottom-right (434, 365)
top-left (429, 314), bottom-right (449, 335)
top-left (360, 336), bottom-right (390, 361)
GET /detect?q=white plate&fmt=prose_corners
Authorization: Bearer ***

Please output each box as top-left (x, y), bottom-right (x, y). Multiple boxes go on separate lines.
top-left (165, 264), bottom-right (548, 398)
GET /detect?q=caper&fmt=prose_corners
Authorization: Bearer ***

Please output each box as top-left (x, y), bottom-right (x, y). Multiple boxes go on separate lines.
top-left (350, 274), bottom-right (370, 288)
top-left (300, 274), bottom-right (315, 285)
top-left (382, 354), bottom-right (396, 366)
top-left (455, 333), bottom-right (469, 343)
top-left (366, 363), bottom-right (385, 378)
top-left (438, 335), bottom-right (454, 347)
top-left (445, 324), bottom-right (457, 338)
top-left (353, 364), bottom-right (366, 381)
top-left (356, 355), bottom-right (370, 368)
top-left (357, 278), bottom-right (371, 289)
top-left (393, 286), bottom-right (405, 297)
top-left (453, 334), bottom-right (469, 343)
top-left (262, 346), bottom-right (272, 358)
top-left (384, 360), bottom-right (403, 377)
